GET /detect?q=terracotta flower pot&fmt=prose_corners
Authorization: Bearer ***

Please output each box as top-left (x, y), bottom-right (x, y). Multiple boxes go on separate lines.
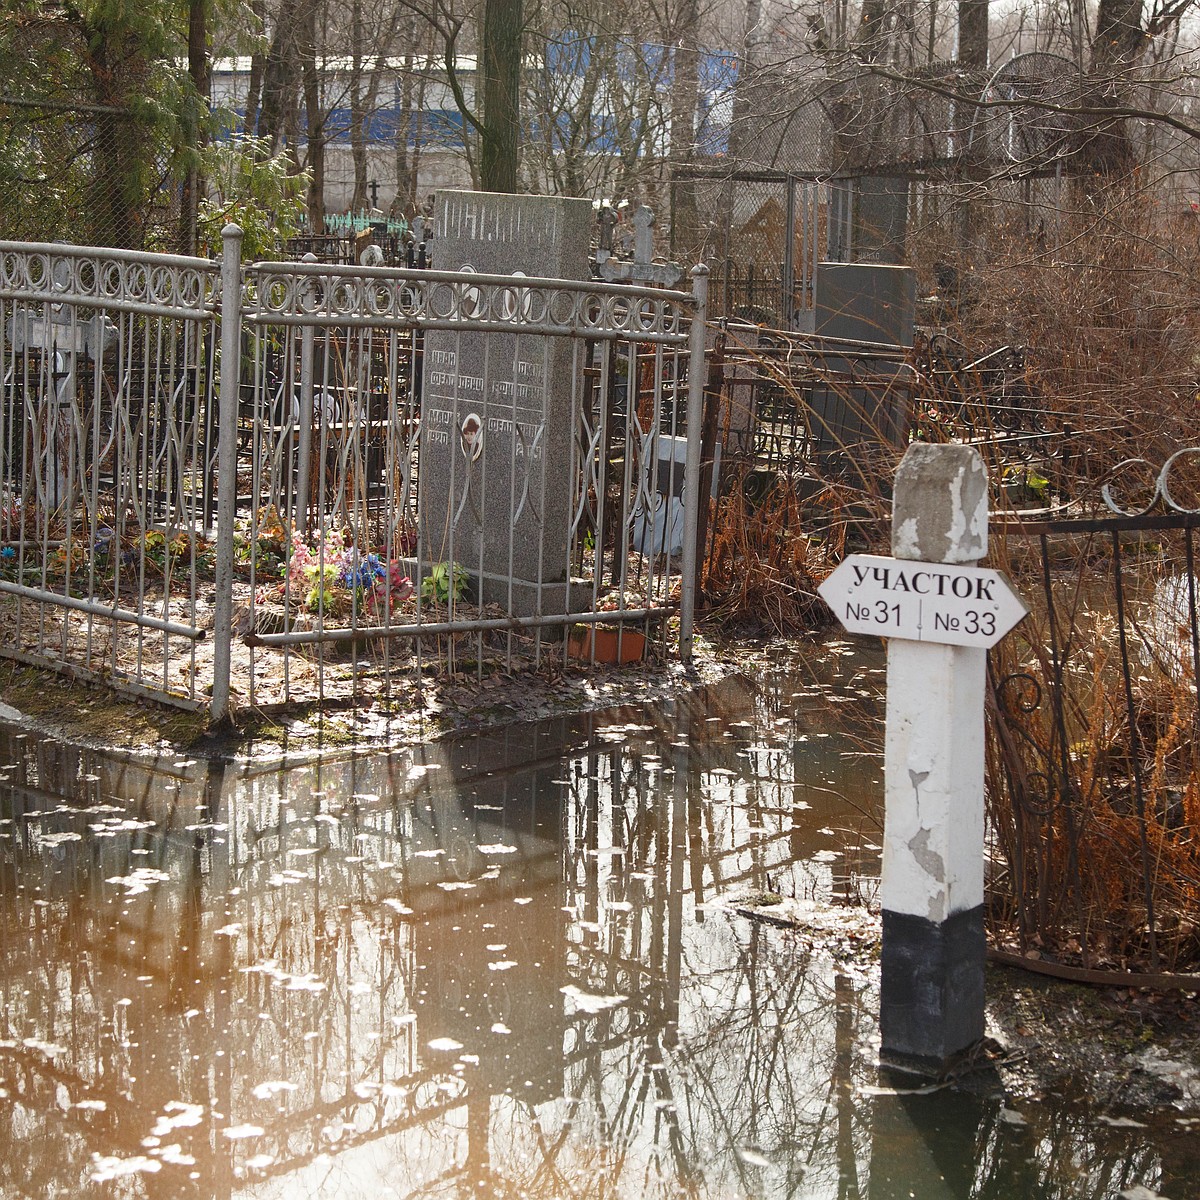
top-left (567, 625), bottom-right (646, 665)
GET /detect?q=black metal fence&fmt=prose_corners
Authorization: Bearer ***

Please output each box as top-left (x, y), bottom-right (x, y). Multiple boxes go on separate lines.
top-left (988, 480), bottom-right (1200, 974)
top-left (708, 323), bottom-right (1090, 518)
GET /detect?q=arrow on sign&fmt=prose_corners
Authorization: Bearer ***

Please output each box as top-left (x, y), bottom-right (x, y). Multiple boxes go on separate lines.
top-left (817, 554), bottom-right (1029, 649)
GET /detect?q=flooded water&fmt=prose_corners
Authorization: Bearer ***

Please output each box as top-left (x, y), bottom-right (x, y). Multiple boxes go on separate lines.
top-left (0, 645), bottom-right (1194, 1199)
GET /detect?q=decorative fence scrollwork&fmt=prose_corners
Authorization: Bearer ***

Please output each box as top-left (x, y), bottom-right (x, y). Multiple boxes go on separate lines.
top-left (1101, 448), bottom-right (1200, 517)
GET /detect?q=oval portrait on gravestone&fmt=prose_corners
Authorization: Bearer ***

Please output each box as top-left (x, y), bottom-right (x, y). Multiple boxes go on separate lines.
top-left (460, 412), bottom-right (483, 462)
top-left (500, 270), bottom-right (532, 322)
top-left (457, 264), bottom-right (484, 320)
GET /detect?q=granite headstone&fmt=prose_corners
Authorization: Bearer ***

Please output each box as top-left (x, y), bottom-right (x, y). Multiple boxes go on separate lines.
top-left (419, 190), bottom-right (594, 613)
top-left (809, 261), bottom-right (916, 470)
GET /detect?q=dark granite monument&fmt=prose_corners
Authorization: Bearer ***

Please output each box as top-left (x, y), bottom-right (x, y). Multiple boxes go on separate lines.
top-left (419, 190), bottom-right (594, 614)
top-left (809, 261), bottom-right (916, 470)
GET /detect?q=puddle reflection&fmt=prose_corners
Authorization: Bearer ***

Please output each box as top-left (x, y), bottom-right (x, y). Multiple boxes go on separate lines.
top-left (0, 655), bottom-right (1189, 1198)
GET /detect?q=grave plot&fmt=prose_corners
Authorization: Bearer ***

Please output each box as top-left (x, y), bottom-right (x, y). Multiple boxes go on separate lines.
top-left (1, 212), bottom-right (708, 715)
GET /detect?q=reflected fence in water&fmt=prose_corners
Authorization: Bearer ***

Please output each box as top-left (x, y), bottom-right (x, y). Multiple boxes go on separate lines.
top-left (0, 669), bottom-right (1191, 1198)
top-left (0, 691), bottom-right (873, 1196)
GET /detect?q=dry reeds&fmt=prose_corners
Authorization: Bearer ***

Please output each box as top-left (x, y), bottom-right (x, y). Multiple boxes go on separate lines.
top-left (914, 182), bottom-right (1200, 482)
top-left (703, 479), bottom-right (837, 635)
top-left (986, 526), bottom-right (1200, 974)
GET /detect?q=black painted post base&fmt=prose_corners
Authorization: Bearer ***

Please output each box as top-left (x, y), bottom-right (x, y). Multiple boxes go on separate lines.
top-left (879, 905), bottom-right (985, 1075)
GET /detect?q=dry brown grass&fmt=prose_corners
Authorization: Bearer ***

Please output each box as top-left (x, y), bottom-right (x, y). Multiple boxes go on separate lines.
top-left (703, 483), bottom-right (832, 635)
top-left (915, 182), bottom-right (1200, 478)
top-left (986, 527), bottom-right (1200, 973)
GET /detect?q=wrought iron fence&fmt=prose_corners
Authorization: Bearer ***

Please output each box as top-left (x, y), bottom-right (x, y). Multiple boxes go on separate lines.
top-left (0, 241), bottom-right (222, 709)
top-left (671, 173), bottom-right (829, 328)
top-left (987, 453), bottom-right (1200, 974)
top-left (0, 235), bottom-right (708, 719)
top-left (712, 324), bottom-right (914, 507)
top-left (709, 324), bottom-right (1104, 522)
top-left (910, 334), bottom-right (1107, 507)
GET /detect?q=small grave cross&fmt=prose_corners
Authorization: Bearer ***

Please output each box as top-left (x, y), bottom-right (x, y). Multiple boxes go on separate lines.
top-left (597, 205), bottom-right (684, 287)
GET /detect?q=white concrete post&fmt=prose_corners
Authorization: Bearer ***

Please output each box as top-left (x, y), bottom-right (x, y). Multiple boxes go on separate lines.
top-left (880, 443), bottom-right (989, 1073)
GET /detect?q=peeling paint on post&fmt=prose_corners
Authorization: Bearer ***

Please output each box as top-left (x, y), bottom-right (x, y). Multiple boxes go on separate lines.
top-left (880, 443), bottom-right (989, 1073)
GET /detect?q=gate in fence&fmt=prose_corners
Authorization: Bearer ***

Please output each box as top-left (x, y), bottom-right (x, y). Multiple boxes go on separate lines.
top-left (0, 227), bottom-right (707, 719)
top-left (672, 173), bottom-right (827, 329)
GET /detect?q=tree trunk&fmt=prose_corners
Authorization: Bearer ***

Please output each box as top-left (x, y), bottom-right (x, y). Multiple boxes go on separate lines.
top-left (350, 0), bottom-right (369, 210)
top-left (480, 0), bottom-right (522, 192)
top-left (245, 0), bottom-right (266, 133)
top-left (856, 0), bottom-right (890, 60)
top-left (728, 0), bottom-right (765, 162)
top-left (259, 0), bottom-right (306, 155)
top-left (85, 32), bottom-right (147, 248)
top-left (1084, 0), bottom-right (1147, 177)
top-left (395, 28), bottom-right (419, 213)
top-left (669, 0), bottom-right (701, 259)
top-left (299, 0), bottom-right (325, 231)
top-left (957, 0), bottom-right (988, 71)
top-left (179, 0), bottom-right (210, 255)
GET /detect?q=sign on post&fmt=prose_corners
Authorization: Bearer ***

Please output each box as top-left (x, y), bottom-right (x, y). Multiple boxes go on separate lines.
top-left (817, 553), bottom-right (1028, 649)
top-left (817, 443), bottom-right (1029, 1074)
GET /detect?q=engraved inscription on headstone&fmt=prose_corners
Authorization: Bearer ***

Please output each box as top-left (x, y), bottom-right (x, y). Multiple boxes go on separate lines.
top-left (419, 190), bottom-right (593, 613)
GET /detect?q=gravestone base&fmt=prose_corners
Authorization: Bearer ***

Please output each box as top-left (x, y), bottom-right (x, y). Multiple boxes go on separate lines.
top-left (397, 558), bottom-right (591, 619)
top-left (470, 570), bottom-right (592, 617)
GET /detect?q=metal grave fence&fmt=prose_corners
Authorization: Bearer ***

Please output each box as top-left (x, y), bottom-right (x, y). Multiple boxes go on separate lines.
top-left (0, 241), bottom-right (222, 708)
top-left (0, 233), bottom-right (707, 718)
top-left (988, 453), bottom-right (1200, 973)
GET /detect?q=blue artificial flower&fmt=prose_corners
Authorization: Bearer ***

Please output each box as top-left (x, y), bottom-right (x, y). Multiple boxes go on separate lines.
top-left (0, 546), bottom-right (15, 560)
top-left (339, 552), bottom-right (386, 589)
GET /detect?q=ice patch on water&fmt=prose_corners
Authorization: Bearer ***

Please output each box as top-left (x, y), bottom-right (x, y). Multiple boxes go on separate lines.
top-left (151, 1102), bottom-right (204, 1137)
top-left (22, 1038), bottom-right (66, 1057)
top-left (91, 1155), bottom-right (162, 1181)
top-left (106, 868), bottom-right (170, 895)
top-left (560, 985), bottom-right (626, 1015)
top-left (735, 1146), bottom-right (773, 1168)
top-left (222, 1124), bottom-right (265, 1140)
top-left (154, 1145), bottom-right (196, 1166)
top-left (91, 818), bottom-right (155, 837)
